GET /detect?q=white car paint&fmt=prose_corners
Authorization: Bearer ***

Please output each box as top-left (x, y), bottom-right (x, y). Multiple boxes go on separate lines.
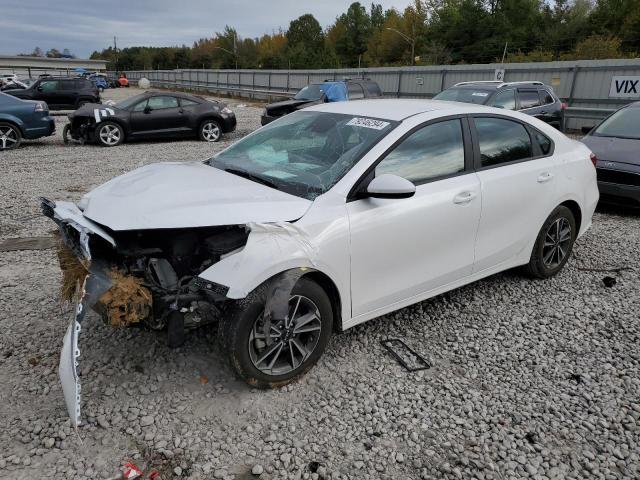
top-left (80, 161), bottom-right (312, 230)
top-left (54, 99), bottom-right (599, 333)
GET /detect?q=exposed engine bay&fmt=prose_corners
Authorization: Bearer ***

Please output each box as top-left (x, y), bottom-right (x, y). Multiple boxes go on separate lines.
top-left (52, 203), bottom-right (249, 337)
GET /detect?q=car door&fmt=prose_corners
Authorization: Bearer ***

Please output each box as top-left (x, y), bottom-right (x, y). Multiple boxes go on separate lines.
top-left (347, 117), bottom-right (481, 317)
top-left (36, 80), bottom-right (61, 107)
top-left (470, 115), bottom-right (560, 273)
top-left (517, 89), bottom-right (544, 119)
top-left (129, 95), bottom-right (185, 135)
top-left (58, 79), bottom-right (78, 107)
top-left (537, 89), bottom-right (559, 126)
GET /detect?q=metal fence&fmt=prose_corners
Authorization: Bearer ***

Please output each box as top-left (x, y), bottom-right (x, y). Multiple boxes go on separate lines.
top-left (11, 59), bottom-right (638, 129)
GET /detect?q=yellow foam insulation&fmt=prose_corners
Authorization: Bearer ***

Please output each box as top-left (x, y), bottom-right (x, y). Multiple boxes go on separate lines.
top-left (56, 236), bottom-right (152, 327)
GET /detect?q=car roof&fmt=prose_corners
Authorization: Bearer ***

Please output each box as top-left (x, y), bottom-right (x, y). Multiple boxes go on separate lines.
top-left (306, 98), bottom-right (508, 121)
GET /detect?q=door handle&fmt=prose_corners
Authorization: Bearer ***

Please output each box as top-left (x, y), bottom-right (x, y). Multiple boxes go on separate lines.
top-left (453, 191), bottom-right (477, 204)
top-left (537, 172), bottom-right (554, 183)
top-left (540, 111), bottom-right (547, 114)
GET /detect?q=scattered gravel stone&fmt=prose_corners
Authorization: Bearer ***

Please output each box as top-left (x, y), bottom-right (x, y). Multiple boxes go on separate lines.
top-left (0, 88), bottom-right (638, 479)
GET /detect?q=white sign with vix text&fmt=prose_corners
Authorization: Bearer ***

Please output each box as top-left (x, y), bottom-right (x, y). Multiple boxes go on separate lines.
top-left (609, 76), bottom-right (640, 98)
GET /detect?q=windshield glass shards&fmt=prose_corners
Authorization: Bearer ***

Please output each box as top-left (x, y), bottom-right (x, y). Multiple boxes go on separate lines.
top-left (208, 111), bottom-right (396, 200)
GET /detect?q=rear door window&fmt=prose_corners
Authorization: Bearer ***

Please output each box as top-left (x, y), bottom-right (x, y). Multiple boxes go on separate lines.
top-left (474, 117), bottom-right (533, 167)
top-left (348, 83), bottom-right (365, 100)
top-left (518, 90), bottom-right (541, 109)
top-left (180, 98), bottom-right (199, 107)
top-left (490, 90), bottom-right (516, 110)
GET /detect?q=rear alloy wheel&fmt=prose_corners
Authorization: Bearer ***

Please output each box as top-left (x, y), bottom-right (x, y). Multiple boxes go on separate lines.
top-left (525, 205), bottom-right (576, 278)
top-left (95, 122), bottom-right (124, 147)
top-left (199, 119), bottom-right (222, 142)
top-left (221, 277), bottom-right (333, 388)
top-left (0, 122), bottom-right (21, 150)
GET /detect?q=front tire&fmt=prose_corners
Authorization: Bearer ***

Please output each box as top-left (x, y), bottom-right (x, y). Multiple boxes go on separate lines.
top-left (221, 277), bottom-right (333, 388)
top-left (95, 121), bottom-right (124, 147)
top-left (0, 122), bottom-right (21, 150)
top-left (525, 205), bottom-right (576, 278)
top-left (199, 119), bottom-right (222, 142)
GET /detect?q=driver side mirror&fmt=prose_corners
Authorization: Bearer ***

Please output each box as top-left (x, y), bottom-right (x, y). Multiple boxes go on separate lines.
top-left (365, 174), bottom-right (416, 199)
top-left (144, 105), bottom-right (152, 114)
top-left (37, 86), bottom-right (43, 92)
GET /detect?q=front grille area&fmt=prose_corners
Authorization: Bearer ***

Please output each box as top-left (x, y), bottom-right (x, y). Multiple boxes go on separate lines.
top-left (597, 168), bottom-right (640, 187)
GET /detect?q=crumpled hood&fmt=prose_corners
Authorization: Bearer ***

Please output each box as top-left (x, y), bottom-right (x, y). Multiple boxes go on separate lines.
top-left (69, 102), bottom-right (111, 119)
top-left (581, 135), bottom-right (640, 166)
top-left (81, 162), bottom-right (312, 231)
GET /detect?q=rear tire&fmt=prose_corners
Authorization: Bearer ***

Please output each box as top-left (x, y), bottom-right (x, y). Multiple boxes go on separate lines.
top-left (0, 122), bottom-right (21, 150)
top-left (221, 277), bottom-right (333, 388)
top-left (524, 205), bottom-right (576, 278)
top-left (95, 121), bottom-right (124, 147)
top-left (62, 124), bottom-right (71, 144)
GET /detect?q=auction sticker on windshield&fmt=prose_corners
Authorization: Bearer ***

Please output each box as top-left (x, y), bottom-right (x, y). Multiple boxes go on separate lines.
top-left (347, 117), bottom-right (390, 130)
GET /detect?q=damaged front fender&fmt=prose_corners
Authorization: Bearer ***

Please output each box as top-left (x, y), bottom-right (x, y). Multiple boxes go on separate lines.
top-left (198, 221), bottom-right (328, 299)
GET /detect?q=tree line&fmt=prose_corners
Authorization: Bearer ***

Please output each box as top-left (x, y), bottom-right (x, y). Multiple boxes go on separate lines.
top-left (90, 0), bottom-right (640, 70)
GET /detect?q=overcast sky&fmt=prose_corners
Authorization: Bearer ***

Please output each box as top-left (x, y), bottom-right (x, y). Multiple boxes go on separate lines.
top-left (1, 0), bottom-right (415, 58)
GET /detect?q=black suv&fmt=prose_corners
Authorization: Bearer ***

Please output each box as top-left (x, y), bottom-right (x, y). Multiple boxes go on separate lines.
top-left (261, 78), bottom-right (383, 125)
top-left (433, 81), bottom-right (566, 130)
top-left (3, 76), bottom-right (100, 110)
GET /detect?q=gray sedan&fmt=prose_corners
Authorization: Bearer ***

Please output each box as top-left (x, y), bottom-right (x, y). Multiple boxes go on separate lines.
top-left (581, 102), bottom-right (640, 208)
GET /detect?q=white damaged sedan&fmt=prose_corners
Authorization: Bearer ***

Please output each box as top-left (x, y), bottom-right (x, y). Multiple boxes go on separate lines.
top-left (42, 99), bottom-right (599, 426)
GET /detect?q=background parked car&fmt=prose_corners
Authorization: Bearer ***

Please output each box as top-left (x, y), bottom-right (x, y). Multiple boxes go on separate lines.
top-left (63, 91), bottom-right (236, 146)
top-left (580, 101), bottom-right (640, 208)
top-left (0, 92), bottom-right (55, 150)
top-left (0, 74), bottom-right (18, 88)
top-left (261, 78), bottom-right (383, 125)
top-left (0, 78), bottom-right (35, 91)
top-left (85, 73), bottom-right (110, 92)
top-left (433, 81), bottom-right (566, 130)
top-left (3, 76), bottom-right (100, 110)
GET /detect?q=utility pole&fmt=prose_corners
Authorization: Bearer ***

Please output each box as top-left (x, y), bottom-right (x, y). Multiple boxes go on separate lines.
top-left (386, 27), bottom-right (416, 66)
top-left (113, 36), bottom-right (118, 73)
top-left (501, 42), bottom-right (508, 64)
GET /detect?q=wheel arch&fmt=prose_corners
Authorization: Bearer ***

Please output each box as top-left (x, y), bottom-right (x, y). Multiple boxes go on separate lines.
top-left (0, 115), bottom-right (25, 136)
top-left (559, 199), bottom-right (582, 234)
top-left (300, 270), bottom-right (343, 333)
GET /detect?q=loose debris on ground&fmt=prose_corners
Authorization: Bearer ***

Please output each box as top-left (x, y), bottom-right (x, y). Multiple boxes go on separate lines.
top-left (0, 88), bottom-right (638, 479)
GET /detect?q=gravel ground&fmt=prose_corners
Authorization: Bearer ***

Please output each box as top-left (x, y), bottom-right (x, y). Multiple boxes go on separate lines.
top-left (0, 88), bottom-right (639, 480)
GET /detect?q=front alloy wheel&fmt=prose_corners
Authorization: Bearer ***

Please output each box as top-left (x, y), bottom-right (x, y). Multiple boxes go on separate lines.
top-left (96, 122), bottom-right (123, 147)
top-left (222, 277), bottom-right (333, 388)
top-left (199, 120), bottom-right (221, 142)
top-left (248, 295), bottom-right (322, 376)
top-left (0, 123), bottom-right (21, 150)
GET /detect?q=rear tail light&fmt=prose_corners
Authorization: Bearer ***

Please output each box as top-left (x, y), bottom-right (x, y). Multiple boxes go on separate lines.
top-left (34, 102), bottom-right (47, 112)
top-left (590, 152), bottom-right (598, 167)
top-left (561, 102), bottom-right (568, 110)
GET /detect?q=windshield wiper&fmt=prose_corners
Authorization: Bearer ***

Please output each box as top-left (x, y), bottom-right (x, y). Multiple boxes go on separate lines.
top-left (223, 167), bottom-right (279, 189)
